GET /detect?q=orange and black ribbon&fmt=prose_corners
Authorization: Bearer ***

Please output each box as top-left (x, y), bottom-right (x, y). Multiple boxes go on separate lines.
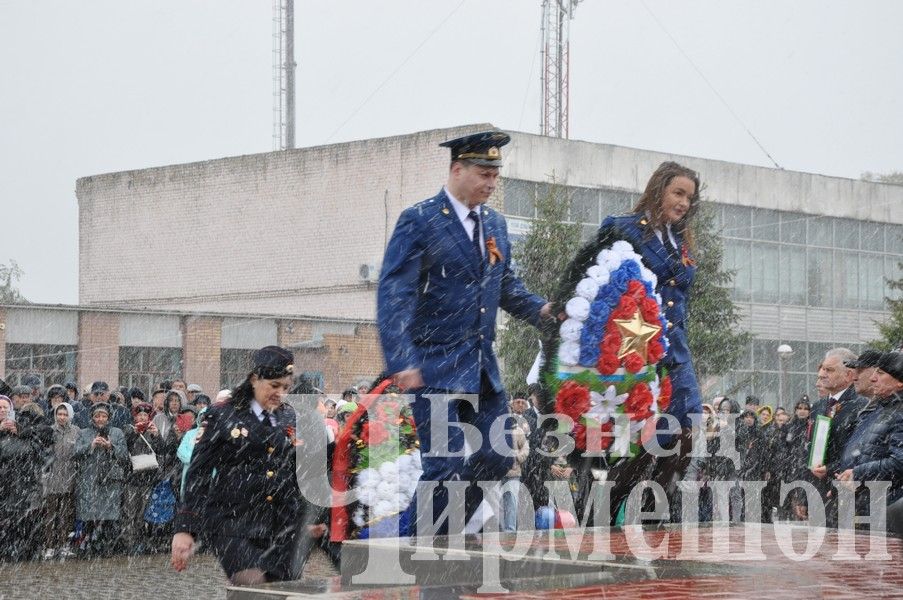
top-left (486, 236), bottom-right (504, 266)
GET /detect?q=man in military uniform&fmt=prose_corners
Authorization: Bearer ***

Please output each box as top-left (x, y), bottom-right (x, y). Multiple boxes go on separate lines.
top-left (378, 131), bottom-right (553, 536)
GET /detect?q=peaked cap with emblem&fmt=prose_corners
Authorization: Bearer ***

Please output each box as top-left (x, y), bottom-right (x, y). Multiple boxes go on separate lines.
top-left (252, 345), bottom-right (295, 379)
top-left (440, 130), bottom-right (510, 167)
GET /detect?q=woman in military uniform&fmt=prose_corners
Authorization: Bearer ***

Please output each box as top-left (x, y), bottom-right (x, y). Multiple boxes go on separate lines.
top-left (599, 161), bottom-right (702, 511)
top-left (170, 345), bottom-right (305, 584)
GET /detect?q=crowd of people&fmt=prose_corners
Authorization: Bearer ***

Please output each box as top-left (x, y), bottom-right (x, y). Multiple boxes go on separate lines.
top-left (0, 376), bottom-right (223, 561)
top-left (0, 345), bottom-right (900, 569)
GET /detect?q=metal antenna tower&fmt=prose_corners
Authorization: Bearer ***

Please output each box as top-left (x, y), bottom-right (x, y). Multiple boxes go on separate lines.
top-left (272, 0), bottom-right (296, 150)
top-left (540, 0), bottom-right (581, 138)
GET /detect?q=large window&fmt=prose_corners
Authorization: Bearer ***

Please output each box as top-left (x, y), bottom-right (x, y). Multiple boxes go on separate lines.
top-left (806, 248), bottom-right (833, 308)
top-left (4, 344), bottom-right (77, 387)
top-left (779, 245), bottom-right (807, 305)
top-left (119, 347), bottom-right (182, 394)
top-left (751, 242), bottom-right (780, 303)
top-left (504, 178), bottom-right (639, 226)
top-left (834, 250), bottom-right (859, 309)
top-left (724, 241), bottom-right (751, 302)
top-left (221, 348), bottom-right (256, 390)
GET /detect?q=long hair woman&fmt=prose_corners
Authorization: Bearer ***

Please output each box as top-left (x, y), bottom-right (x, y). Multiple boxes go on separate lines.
top-left (170, 346), bottom-right (306, 585)
top-left (597, 161), bottom-right (703, 519)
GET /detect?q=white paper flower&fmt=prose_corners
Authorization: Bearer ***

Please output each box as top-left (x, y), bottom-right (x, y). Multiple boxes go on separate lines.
top-left (587, 385), bottom-right (628, 423)
top-left (357, 468), bottom-right (377, 489)
top-left (587, 391), bottom-right (611, 422)
top-left (396, 454), bottom-right (414, 473)
top-left (575, 277), bottom-right (600, 301)
top-left (648, 376), bottom-right (661, 415)
top-left (565, 297), bottom-right (590, 321)
top-left (611, 240), bottom-right (634, 257)
top-left (374, 500), bottom-right (394, 518)
top-left (378, 461), bottom-right (399, 481)
top-left (559, 319), bottom-right (583, 342)
top-left (352, 507), bottom-right (366, 527)
top-left (357, 487), bottom-right (377, 506)
top-left (557, 340), bottom-right (580, 366)
top-left (596, 249), bottom-right (621, 273)
top-left (376, 480), bottom-right (397, 499)
top-left (586, 264), bottom-right (610, 286)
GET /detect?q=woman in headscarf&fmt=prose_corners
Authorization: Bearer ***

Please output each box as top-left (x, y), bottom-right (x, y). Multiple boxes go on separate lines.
top-left (42, 402), bottom-right (80, 559)
top-left (73, 402), bottom-right (129, 556)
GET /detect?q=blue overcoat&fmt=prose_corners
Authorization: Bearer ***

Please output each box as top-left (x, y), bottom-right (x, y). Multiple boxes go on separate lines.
top-left (378, 188), bottom-right (546, 393)
top-left (601, 214), bottom-right (696, 365)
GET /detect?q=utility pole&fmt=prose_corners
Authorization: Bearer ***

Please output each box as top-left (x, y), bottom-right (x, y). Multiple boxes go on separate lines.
top-left (273, 0), bottom-right (296, 150)
top-left (540, 0), bottom-right (581, 139)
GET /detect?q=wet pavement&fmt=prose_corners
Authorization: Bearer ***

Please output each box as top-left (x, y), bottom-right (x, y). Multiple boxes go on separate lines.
top-left (0, 549), bottom-right (338, 600)
top-left (2, 526), bottom-right (900, 599)
top-left (238, 524), bottom-right (903, 600)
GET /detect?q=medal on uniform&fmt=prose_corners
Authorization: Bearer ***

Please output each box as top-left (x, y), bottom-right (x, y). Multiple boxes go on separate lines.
top-left (230, 427), bottom-right (241, 438)
top-left (241, 427), bottom-right (249, 437)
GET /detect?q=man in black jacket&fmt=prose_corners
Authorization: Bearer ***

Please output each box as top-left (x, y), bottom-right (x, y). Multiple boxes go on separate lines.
top-left (836, 351), bottom-right (903, 528)
top-left (809, 348), bottom-right (868, 526)
top-left (847, 349), bottom-right (882, 401)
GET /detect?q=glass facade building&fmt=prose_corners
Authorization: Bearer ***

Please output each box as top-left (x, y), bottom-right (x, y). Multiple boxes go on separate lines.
top-left (501, 178), bottom-right (903, 406)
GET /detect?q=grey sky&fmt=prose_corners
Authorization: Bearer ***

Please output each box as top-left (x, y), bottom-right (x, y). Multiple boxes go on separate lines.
top-left (1, 0), bottom-right (901, 304)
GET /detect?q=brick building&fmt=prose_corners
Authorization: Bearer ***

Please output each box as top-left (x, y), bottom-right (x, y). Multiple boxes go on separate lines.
top-left (0, 304), bottom-right (378, 395)
top-left (55, 124), bottom-right (903, 403)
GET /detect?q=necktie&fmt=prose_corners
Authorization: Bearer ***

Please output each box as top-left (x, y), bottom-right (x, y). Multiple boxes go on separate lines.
top-left (467, 211), bottom-right (483, 270)
top-left (662, 231), bottom-right (679, 260)
top-left (260, 410), bottom-right (273, 428)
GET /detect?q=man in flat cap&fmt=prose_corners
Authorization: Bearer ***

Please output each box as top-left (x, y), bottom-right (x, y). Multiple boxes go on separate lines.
top-left (845, 348), bottom-right (883, 401)
top-left (835, 351), bottom-right (903, 527)
top-left (378, 130), bottom-right (554, 536)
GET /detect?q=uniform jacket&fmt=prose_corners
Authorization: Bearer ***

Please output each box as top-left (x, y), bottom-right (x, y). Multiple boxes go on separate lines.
top-left (600, 214), bottom-right (696, 364)
top-left (174, 401), bottom-right (303, 540)
top-left (378, 188), bottom-right (546, 393)
top-left (840, 392), bottom-right (903, 505)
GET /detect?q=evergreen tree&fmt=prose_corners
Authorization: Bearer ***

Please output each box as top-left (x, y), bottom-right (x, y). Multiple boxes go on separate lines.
top-left (862, 171), bottom-right (903, 349)
top-left (686, 202), bottom-right (752, 381)
top-left (497, 179), bottom-right (581, 393)
top-left (876, 253), bottom-right (903, 350)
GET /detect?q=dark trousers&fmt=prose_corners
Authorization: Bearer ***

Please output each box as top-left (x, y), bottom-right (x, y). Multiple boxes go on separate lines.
top-left (43, 492), bottom-right (75, 550)
top-left (406, 371), bottom-right (513, 536)
top-left (122, 481), bottom-right (155, 551)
